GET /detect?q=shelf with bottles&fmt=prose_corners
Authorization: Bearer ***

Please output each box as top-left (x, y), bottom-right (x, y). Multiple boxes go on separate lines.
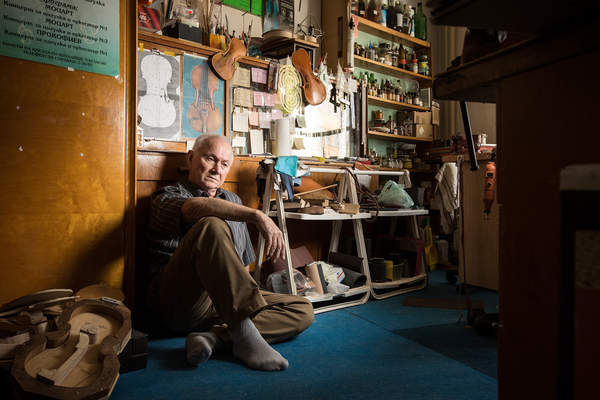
top-left (352, 1), bottom-right (430, 49)
top-left (368, 130), bottom-right (432, 142)
top-left (368, 95), bottom-right (429, 111)
top-left (354, 55), bottom-right (433, 87)
top-left (368, 107), bottom-right (433, 143)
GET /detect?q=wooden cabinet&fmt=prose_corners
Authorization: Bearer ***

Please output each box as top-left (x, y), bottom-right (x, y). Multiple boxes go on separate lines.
top-left (454, 156), bottom-right (499, 291)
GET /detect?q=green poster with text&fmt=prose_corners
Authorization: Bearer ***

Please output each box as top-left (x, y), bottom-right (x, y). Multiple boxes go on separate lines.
top-left (0, 0), bottom-right (119, 77)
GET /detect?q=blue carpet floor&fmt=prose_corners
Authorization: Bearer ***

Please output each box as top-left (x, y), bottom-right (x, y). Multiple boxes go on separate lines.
top-left (112, 271), bottom-right (498, 400)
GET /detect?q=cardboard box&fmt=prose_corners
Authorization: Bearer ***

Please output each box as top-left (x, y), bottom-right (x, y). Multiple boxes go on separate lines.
top-left (138, 6), bottom-right (161, 32)
top-left (411, 111), bottom-right (431, 125)
top-left (162, 21), bottom-right (203, 43)
top-left (431, 101), bottom-right (440, 126)
top-left (414, 123), bottom-right (434, 139)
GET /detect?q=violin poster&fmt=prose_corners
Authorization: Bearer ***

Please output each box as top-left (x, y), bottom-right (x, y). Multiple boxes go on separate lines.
top-left (182, 54), bottom-right (225, 138)
top-left (0, 0), bottom-right (119, 77)
top-left (137, 50), bottom-right (181, 140)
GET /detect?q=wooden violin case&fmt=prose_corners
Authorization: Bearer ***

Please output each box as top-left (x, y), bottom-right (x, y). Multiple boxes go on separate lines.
top-left (11, 298), bottom-right (131, 400)
top-left (291, 48), bottom-right (326, 106)
top-left (210, 37), bottom-right (246, 81)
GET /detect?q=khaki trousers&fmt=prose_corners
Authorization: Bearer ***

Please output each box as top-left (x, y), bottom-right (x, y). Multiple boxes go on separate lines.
top-left (157, 216), bottom-right (314, 343)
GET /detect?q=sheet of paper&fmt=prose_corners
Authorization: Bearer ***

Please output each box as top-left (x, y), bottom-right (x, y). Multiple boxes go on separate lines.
top-left (232, 111), bottom-right (249, 132)
top-left (249, 111), bottom-right (259, 127)
top-left (232, 67), bottom-right (251, 87)
top-left (232, 135), bottom-right (247, 147)
top-left (253, 91), bottom-right (265, 107)
top-left (249, 129), bottom-right (264, 154)
top-left (271, 109), bottom-right (283, 120)
top-left (251, 67), bottom-right (267, 84)
top-left (293, 137), bottom-right (306, 150)
top-left (259, 112), bottom-right (271, 129)
top-left (234, 88), bottom-right (253, 108)
top-left (264, 93), bottom-right (276, 107)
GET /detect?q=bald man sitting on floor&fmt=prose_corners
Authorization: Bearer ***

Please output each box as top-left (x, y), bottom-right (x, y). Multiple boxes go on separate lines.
top-left (146, 135), bottom-right (314, 371)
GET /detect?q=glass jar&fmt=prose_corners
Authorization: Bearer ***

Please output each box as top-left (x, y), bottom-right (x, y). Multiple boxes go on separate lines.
top-left (378, 42), bottom-right (390, 64)
top-left (385, 50), bottom-right (394, 66)
top-left (391, 51), bottom-right (399, 67)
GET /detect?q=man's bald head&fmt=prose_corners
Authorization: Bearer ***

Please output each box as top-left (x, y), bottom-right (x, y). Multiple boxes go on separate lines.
top-left (187, 135), bottom-right (233, 197)
top-left (192, 134), bottom-right (232, 154)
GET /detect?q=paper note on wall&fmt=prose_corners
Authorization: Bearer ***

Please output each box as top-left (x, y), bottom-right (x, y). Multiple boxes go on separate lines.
top-left (271, 109), bottom-right (283, 120)
top-left (260, 112), bottom-right (271, 129)
top-left (253, 91), bottom-right (265, 107)
top-left (249, 129), bottom-right (264, 154)
top-left (232, 135), bottom-right (247, 147)
top-left (234, 88), bottom-right (254, 108)
top-left (232, 111), bottom-right (249, 132)
top-left (251, 68), bottom-right (267, 84)
top-left (249, 111), bottom-right (259, 127)
top-left (232, 67), bottom-right (251, 87)
top-left (264, 93), bottom-right (277, 107)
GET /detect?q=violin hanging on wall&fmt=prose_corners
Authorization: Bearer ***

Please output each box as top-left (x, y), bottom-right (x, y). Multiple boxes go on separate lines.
top-left (291, 48), bottom-right (327, 106)
top-left (187, 60), bottom-right (222, 134)
top-left (210, 38), bottom-right (247, 81)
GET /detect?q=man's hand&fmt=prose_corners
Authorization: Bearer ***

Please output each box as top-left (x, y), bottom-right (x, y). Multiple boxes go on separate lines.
top-left (255, 212), bottom-right (285, 261)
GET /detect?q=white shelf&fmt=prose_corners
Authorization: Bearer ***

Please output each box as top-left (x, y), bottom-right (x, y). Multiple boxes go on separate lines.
top-left (370, 209), bottom-right (429, 217)
top-left (371, 273), bottom-right (427, 289)
top-left (268, 209), bottom-right (372, 220)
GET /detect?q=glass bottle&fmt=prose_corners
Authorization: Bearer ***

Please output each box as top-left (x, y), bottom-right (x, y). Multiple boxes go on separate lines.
top-left (410, 51), bottom-right (419, 73)
top-left (394, 1), bottom-right (403, 32)
top-left (367, 0), bottom-right (378, 22)
top-left (387, 0), bottom-right (395, 29)
top-left (358, 0), bottom-right (366, 17)
top-left (409, 7), bottom-right (416, 37)
top-left (418, 54), bottom-right (429, 76)
top-left (414, 2), bottom-right (427, 40)
top-left (399, 45), bottom-right (406, 70)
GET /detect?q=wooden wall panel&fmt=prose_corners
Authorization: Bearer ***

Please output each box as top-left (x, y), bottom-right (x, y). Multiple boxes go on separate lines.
top-left (497, 51), bottom-right (600, 400)
top-left (0, 0), bottom-right (135, 305)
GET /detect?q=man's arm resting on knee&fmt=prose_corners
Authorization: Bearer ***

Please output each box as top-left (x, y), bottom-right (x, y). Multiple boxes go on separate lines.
top-left (181, 197), bottom-right (285, 260)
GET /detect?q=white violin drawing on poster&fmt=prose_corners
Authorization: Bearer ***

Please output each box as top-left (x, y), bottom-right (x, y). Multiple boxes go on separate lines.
top-left (137, 50), bottom-right (181, 139)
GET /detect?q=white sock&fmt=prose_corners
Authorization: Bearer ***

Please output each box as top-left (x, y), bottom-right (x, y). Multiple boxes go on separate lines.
top-left (229, 318), bottom-right (289, 371)
top-left (186, 331), bottom-right (222, 366)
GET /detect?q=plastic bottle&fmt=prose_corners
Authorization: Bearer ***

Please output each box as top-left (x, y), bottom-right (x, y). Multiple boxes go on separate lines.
top-left (380, 2), bottom-right (387, 27)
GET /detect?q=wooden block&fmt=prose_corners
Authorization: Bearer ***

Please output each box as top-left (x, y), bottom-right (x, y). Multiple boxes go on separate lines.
top-left (272, 199), bottom-right (307, 211)
top-left (338, 203), bottom-right (360, 214)
top-left (296, 206), bottom-right (324, 215)
top-left (307, 199), bottom-right (329, 207)
top-left (305, 263), bottom-right (325, 295)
